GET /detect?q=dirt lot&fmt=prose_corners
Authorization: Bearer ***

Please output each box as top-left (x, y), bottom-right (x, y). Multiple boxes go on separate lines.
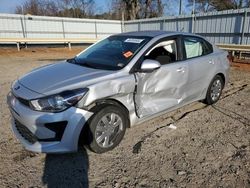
top-left (0, 47), bottom-right (249, 188)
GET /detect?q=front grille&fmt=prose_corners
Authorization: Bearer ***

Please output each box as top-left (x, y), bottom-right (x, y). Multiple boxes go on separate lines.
top-left (15, 120), bottom-right (38, 144)
top-left (15, 120), bottom-right (67, 143)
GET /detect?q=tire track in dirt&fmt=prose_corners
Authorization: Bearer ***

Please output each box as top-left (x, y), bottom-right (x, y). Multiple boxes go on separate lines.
top-left (132, 83), bottom-right (249, 154)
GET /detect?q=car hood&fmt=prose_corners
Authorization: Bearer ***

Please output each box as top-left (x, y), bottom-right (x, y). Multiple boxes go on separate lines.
top-left (18, 62), bottom-right (115, 95)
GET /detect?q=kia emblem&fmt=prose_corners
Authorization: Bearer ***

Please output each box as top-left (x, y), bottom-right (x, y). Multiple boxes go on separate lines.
top-left (14, 85), bottom-right (20, 90)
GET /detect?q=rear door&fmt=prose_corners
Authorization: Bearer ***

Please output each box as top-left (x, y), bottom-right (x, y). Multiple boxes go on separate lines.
top-left (134, 36), bottom-right (189, 118)
top-left (182, 36), bottom-right (216, 101)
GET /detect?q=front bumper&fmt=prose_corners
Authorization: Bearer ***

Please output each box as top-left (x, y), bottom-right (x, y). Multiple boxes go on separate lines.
top-left (7, 92), bottom-right (93, 153)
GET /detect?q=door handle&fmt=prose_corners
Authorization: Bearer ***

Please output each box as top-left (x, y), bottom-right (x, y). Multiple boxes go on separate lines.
top-left (176, 67), bottom-right (185, 73)
top-left (208, 60), bottom-right (214, 64)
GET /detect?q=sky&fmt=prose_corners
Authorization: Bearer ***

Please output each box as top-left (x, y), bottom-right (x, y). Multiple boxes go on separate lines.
top-left (0, 0), bottom-right (108, 14)
top-left (0, 0), bottom-right (191, 16)
top-left (0, 0), bottom-right (26, 13)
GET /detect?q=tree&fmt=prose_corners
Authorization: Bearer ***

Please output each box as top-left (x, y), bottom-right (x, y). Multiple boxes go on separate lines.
top-left (56, 0), bottom-right (95, 18)
top-left (15, 0), bottom-right (59, 16)
top-left (187, 0), bottom-right (213, 13)
top-left (187, 0), bottom-right (249, 13)
top-left (141, 0), bottom-right (164, 18)
top-left (210, 0), bottom-right (245, 10)
top-left (110, 0), bottom-right (164, 20)
top-left (15, 0), bottom-right (95, 18)
top-left (123, 0), bottom-right (141, 20)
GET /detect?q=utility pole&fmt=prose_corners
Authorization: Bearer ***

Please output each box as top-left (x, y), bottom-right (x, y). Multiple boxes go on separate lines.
top-left (121, 1), bottom-right (125, 32)
top-left (192, 0), bottom-right (196, 14)
top-left (191, 0), bottom-right (196, 33)
top-left (121, 10), bottom-right (125, 32)
top-left (179, 0), bottom-right (182, 15)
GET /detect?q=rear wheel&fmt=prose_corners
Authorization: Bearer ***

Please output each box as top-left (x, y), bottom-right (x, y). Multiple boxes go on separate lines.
top-left (86, 105), bottom-right (127, 153)
top-left (204, 75), bottom-right (224, 105)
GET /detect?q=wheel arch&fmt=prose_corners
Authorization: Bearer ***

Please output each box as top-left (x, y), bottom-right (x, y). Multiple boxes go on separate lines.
top-left (216, 72), bottom-right (225, 88)
top-left (202, 73), bottom-right (225, 105)
top-left (201, 72), bottom-right (226, 102)
top-left (89, 98), bottom-right (130, 126)
top-left (78, 98), bottom-right (131, 148)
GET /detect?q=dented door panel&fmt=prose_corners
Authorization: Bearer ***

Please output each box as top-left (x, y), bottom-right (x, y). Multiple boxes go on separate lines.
top-left (80, 74), bottom-right (136, 106)
top-left (135, 62), bottom-right (189, 118)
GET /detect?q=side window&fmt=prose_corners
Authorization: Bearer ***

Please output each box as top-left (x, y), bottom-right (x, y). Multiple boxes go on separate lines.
top-left (145, 39), bottom-right (178, 65)
top-left (202, 40), bottom-right (213, 55)
top-left (184, 37), bottom-right (213, 59)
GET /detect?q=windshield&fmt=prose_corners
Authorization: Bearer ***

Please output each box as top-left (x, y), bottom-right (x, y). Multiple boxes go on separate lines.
top-left (74, 35), bottom-right (151, 70)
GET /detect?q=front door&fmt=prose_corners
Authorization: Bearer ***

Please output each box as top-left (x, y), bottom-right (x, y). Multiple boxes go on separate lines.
top-left (134, 38), bottom-right (189, 118)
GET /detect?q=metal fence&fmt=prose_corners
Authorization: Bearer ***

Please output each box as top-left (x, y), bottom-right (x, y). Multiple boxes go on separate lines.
top-left (0, 8), bottom-right (250, 45)
top-left (125, 8), bottom-right (250, 45)
top-left (0, 13), bottom-right (122, 40)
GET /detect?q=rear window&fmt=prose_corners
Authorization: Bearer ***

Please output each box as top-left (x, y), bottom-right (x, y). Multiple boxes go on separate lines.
top-left (184, 37), bottom-right (213, 59)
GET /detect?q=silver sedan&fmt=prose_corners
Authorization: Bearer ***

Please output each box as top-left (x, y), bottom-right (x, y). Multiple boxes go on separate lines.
top-left (7, 31), bottom-right (229, 153)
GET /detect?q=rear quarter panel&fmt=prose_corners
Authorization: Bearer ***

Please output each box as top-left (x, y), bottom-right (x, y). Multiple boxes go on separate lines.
top-left (213, 48), bottom-right (230, 85)
top-left (200, 48), bottom-right (230, 99)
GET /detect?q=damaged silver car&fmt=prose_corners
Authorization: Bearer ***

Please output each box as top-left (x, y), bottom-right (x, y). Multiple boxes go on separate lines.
top-left (7, 31), bottom-right (229, 153)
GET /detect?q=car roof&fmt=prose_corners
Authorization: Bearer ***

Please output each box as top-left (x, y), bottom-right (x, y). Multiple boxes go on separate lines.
top-left (115, 30), bottom-right (204, 39)
top-left (116, 30), bottom-right (184, 37)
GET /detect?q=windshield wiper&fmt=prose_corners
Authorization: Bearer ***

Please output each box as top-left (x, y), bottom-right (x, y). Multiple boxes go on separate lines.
top-left (80, 62), bottom-right (98, 69)
top-left (66, 57), bottom-right (78, 64)
top-left (68, 58), bottom-right (97, 69)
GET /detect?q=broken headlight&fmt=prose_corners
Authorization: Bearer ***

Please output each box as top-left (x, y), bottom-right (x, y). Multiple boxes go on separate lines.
top-left (30, 88), bottom-right (88, 112)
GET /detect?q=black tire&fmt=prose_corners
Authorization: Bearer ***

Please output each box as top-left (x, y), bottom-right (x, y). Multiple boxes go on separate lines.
top-left (85, 105), bottom-right (128, 153)
top-left (204, 75), bottom-right (224, 105)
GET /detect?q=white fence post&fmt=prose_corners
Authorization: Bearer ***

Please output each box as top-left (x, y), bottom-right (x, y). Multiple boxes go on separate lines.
top-left (94, 21), bottom-right (98, 39)
top-left (20, 17), bottom-right (25, 39)
top-left (241, 9), bottom-right (247, 44)
top-left (62, 19), bottom-right (65, 39)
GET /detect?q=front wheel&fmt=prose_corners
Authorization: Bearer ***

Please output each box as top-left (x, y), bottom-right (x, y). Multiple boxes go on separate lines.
top-left (86, 105), bottom-right (128, 153)
top-left (204, 75), bottom-right (224, 105)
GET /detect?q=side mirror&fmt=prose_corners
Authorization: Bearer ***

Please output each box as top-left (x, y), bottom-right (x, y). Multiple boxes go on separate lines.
top-left (140, 59), bottom-right (161, 72)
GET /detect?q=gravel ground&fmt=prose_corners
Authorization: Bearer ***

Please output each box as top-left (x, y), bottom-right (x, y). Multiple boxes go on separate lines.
top-left (0, 47), bottom-right (249, 188)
